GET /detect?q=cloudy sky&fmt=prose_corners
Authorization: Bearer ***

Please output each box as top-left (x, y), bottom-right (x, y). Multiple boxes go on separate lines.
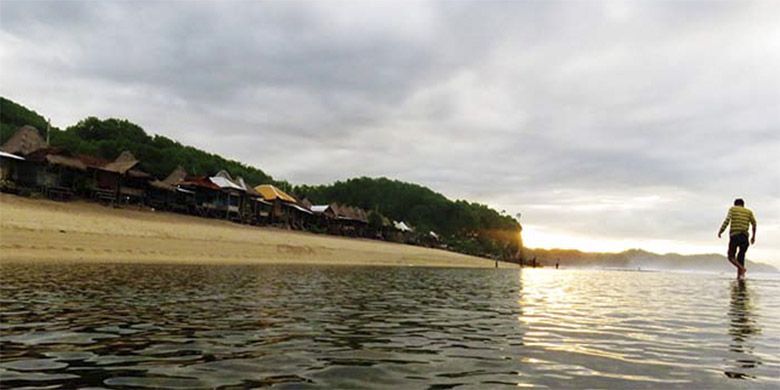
top-left (1, 1), bottom-right (778, 264)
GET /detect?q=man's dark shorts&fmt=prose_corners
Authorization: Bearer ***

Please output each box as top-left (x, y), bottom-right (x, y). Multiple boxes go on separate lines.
top-left (728, 233), bottom-right (750, 267)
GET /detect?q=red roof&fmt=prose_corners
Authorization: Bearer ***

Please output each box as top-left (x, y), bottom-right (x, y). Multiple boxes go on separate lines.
top-left (179, 176), bottom-right (221, 190)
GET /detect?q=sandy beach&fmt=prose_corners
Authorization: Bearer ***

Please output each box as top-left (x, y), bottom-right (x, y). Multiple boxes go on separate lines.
top-left (0, 194), bottom-right (513, 268)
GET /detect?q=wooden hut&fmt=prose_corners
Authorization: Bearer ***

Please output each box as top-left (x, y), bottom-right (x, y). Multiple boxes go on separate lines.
top-left (330, 204), bottom-right (369, 236)
top-left (254, 184), bottom-right (306, 228)
top-left (209, 170), bottom-right (245, 221)
top-left (234, 176), bottom-right (265, 224)
top-left (85, 151), bottom-right (151, 204)
top-left (1, 125), bottom-right (49, 192)
top-left (147, 166), bottom-right (194, 212)
top-left (0, 151), bottom-right (25, 192)
top-left (178, 176), bottom-right (223, 217)
top-left (24, 148), bottom-right (88, 200)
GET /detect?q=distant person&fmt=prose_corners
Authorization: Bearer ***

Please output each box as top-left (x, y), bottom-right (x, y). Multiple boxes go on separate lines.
top-left (555, 260), bottom-right (559, 269)
top-left (718, 198), bottom-right (757, 279)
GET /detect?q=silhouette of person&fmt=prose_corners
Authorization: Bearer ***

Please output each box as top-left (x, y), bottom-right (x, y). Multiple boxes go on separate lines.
top-left (724, 280), bottom-right (760, 379)
top-left (718, 198), bottom-right (757, 279)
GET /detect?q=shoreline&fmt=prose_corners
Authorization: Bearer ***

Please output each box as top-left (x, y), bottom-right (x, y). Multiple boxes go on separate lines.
top-left (0, 194), bottom-right (516, 268)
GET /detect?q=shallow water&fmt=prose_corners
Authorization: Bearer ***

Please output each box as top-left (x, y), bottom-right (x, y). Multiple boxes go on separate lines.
top-left (1, 264), bottom-right (778, 389)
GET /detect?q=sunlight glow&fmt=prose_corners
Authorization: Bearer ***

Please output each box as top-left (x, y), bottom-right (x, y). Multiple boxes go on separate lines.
top-left (522, 225), bottom-right (723, 255)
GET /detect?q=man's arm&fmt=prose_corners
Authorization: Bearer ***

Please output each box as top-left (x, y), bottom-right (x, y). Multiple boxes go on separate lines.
top-left (718, 209), bottom-right (731, 238)
top-left (750, 211), bottom-right (757, 244)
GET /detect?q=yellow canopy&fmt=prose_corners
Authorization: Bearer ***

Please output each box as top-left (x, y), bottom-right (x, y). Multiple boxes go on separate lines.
top-left (254, 184), bottom-right (297, 203)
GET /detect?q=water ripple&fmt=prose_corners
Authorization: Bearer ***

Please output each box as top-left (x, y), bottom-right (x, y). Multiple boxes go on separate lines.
top-left (1, 264), bottom-right (778, 388)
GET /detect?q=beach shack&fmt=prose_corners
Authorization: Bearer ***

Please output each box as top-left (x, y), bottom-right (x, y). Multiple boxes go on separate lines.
top-left (0, 151), bottom-right (25, 192)
top-left (210, 170), bottom-right (246, 221)
top-left (86, 151), bottom-right (152, 204)
top-left (329, 204), bottom-right (369, 236)
top-left (23, 148), bottom-right (88, 200)
top-left (254, 184), bottom-right (302, 227)
top-left (392, 220), bottom-right (415, 243)
top-left (178, 176), bottom-right (222, 217)
top-left (147, 166), bottom-right (195, 212)
top-left (1, 125), bottom-right (48, 191)
top-left (234, 176), bottom-right (266, 224)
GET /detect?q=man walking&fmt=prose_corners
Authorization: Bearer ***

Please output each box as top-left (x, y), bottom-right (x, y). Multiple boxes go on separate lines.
top-left (718, 198), bottom-right (757, 279)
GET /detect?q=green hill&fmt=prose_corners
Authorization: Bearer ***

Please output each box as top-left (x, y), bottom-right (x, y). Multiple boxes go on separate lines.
top-left (0, 97), bottom-right (523, 261)
top-left (0, 98), bottom-right (274, 184)
top-left (296, 177), bottom-right (522, 258)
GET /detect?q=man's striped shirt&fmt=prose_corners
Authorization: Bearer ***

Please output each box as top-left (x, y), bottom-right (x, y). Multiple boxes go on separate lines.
top-left (719, 206), bottom-right (757, 236)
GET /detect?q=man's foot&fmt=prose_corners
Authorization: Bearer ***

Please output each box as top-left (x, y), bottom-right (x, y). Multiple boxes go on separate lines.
top-left (728, 257), bottom-right (746, 273)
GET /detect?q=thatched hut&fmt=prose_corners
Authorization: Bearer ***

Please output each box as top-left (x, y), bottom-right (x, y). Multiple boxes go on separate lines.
top-left (178, 175), bottom-right (222, 217)
top-left (1, 126), bottom-right (48, 192)
top-left (24, 148), bottom-right (88, 199)
top-left (0, 151), bottom-right (25, 192)
top-left (84, 151), bottom-right (151, 204)
top-left (254, 184), bottom-right (310, 228)
top-left (148, 166), bottom-right (194, 212)
top-left (0, 126), bottom-right (47, 156)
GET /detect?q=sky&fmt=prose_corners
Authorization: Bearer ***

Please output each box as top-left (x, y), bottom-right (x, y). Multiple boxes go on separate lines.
top-left (1, 1), bottom-right (778, 265)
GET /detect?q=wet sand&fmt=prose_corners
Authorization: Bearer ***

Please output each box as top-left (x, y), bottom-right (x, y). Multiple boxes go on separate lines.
top-left (0, 194), bottom-right (513, 268)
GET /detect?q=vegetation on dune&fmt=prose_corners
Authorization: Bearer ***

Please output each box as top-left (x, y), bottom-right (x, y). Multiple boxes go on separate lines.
top-left (1, 96), bottom-right (522, 260)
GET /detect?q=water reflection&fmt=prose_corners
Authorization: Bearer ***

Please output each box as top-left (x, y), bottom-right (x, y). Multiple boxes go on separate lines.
top-left (724, 280), bottom-right (761, 380)
top-left (1, 265), bottom-right (778, 389)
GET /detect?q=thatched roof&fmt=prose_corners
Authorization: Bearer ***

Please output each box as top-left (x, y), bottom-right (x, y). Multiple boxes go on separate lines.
top-left (254, 184), bottom-right (297, 203)
top-left (1, 126), bottom-right (47, 156)
top-left (26, 148), bottom-right (87, 171)
top-left (102, 151), bottom-right (139, 174)
top-left (77, 154), bottom-right (111, 169)
top-left (45, 154), bottom-right (87, 171)
top-left (163, 166), bottom-right (188, 186)
top-left (331, 203), bottom-right (368, 223)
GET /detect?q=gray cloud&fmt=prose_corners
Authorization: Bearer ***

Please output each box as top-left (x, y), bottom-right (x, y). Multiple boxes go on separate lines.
top-left (1, 0), bottom-right (778, 263)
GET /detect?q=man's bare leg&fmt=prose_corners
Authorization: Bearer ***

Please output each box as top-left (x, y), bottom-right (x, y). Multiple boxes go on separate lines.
top-left (728, 256), bottom-right (746, 274)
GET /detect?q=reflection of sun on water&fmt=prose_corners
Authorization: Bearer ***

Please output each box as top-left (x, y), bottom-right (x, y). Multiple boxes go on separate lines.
top-left (518, 269), bottom-right (643, 366)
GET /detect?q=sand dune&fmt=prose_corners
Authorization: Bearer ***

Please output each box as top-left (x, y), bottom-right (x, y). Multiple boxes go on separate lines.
top-left (0, 194), bottom-right (513, 268)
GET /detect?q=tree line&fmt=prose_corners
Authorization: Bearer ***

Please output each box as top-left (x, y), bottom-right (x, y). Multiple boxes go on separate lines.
top-left (1, 97), bottom-right (523, 260)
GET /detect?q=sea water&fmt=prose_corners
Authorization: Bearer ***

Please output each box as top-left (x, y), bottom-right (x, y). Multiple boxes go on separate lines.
top-left (1, 264), bottom-right (778, 389)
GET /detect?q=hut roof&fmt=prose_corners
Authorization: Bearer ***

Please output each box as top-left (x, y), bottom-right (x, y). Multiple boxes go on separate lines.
top-left (311, 205), bottom-right (332, 214)
top-left (394, 221), bottom-right (413, 232)
top-left (209, 169), bottom-right (245, 191)
top-left (162, 166), bottom-right (188, 186)
top-left (210, 176), bottom-right (244, 191)
top-left (1, 126), bottom-right (47, 156)
top-left (286, 202), bottom-right (313, 214)
top-left (331, 204), bottom-right (368, 223)
top-left (180, 176), bottom-right (221, 190)
top-left (254, 184), bottom-right (297, 203)
top-left (102, 151), bottom-right (139, 174)
top-left (26, 148), bottom-right (87, 171)
top-left (77, 154), bottom-right (111, 169)
top-left (45, 154), bottom-right (87, 171)
top-left (127, 169), bottom-right (152, 179)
